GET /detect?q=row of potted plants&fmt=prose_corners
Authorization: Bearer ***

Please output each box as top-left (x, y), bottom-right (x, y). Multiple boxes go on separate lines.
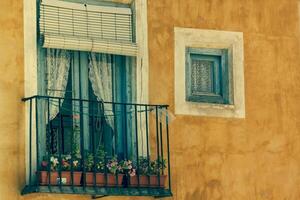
top-left (39, 147), bottom-right (167, 188)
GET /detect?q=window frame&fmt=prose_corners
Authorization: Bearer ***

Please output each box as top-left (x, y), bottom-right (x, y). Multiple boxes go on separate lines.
top-left (24, 0), bottom-right (149, 185)
top-left (185, 47), bottom-right (232, 104)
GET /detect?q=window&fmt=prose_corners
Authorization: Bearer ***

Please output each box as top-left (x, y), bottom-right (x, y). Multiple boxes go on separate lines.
top-left (185, 47), bottom-right (232, 104)
top-left (42, 50), bottom-right (136, 157)
top-left (22, 0), bottom-right (172, 197)
top-left (38, 0), bottom-right (137, 160)
top-left (174, 27), bottom-right (245, 118)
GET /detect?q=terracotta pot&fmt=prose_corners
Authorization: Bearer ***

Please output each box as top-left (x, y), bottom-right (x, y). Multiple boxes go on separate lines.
top-left (129, 175), bottom-right (167, 188)
top-left (85, 173), bottom-right (124, 186)
top-left (39, 171), bottom-right (82, 186)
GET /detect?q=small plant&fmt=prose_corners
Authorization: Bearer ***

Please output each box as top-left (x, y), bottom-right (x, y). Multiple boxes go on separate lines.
top-left (95, 146), bottom-right (106, 172)
top-left (120, 159), bottom-right (136, 177)
top-left (135, 157), bottom-right (167, 176)
top-left (82, 146), bottom-right (106, 172)
top-left (106, 157), bottom-right (122, 175)
top-left (83, 151), bottom-right (94, 172)
top-left (40, 154), bottom-right (81, 171)
top-left (150, 158), bottom-right (166, 175)
top-left (71, 126), bottom-right (81, 157)
top-left (137, 157), bottom-right (150, 175)
top-left (41, 155), bottom-right (59, 171)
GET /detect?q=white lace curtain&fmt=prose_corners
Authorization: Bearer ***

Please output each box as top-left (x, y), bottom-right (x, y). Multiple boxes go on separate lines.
top-left (88, 53), bottom-right (114, 130)
top-left (46, 48), bottom-right (71, 120)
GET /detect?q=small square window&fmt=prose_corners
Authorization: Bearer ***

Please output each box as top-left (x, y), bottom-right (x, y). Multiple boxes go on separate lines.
top-left (185, 47), bottom-right (232, 104)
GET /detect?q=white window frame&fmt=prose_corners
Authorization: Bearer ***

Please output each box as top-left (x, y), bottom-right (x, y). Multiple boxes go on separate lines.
top-left (174, 27), bottom-right (245, 118)
top-left (24, 0), bottom-right (149, 184)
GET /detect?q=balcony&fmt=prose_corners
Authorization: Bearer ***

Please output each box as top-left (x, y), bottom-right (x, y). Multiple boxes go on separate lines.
top-left (21, 95), bottom-right (172, 198)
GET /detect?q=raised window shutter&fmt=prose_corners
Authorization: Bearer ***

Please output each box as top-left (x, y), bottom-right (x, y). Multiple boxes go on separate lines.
top-left (39, 0), bottom-right (137, 56)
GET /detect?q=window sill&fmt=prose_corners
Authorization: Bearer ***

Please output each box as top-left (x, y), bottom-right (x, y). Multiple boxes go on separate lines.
top-left (175, 100), bottom-right (245, 118)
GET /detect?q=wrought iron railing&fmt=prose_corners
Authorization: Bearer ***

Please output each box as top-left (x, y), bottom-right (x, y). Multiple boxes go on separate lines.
top-left (21, 95), bottom-right (172, 198)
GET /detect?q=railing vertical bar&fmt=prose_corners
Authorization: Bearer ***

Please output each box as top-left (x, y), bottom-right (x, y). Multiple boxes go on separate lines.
top-left (47, 97), bottom-right (51, 189)
top-left (123, 104), bottom-right (128, 187)
top-left (134, 105), bottom-right (140, 187)
top-left (35, 97), bottom-right (40, 189)
top-left (123, 104), bottom-right (128, 159)
top-left (102, 102), bottom-right (108, 187)
top-left (155, 106), bottom-right (161, 187)
top-left (104, 155), bottom-right (108, 188)
top-left (29, 99), bottom-right (32, 186)
top-left (79, 98), bottom-right (86, 190)
top-left (145, 105), bottom-right (150, 187)
top-left (165, 107), bottom-right (171, 191)
top-left (58, 98), bottom-right (62, 191)
top-left (159, 108), bottom-right (164, 176)
top-left (92, 101), bottom-right (96, 188)
top-left (70, 99), bottom-right (74, 191)
top-left (113, 102), bottom-right (118, 186)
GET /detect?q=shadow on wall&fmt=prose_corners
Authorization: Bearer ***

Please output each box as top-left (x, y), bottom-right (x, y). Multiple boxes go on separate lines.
top-left (186, 180), bottom-right (223, 200)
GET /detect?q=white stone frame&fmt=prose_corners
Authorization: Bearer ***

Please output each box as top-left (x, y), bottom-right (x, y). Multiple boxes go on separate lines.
top-left (174, 27), bottom-right (245, 118)
top-left (24, 0), bottom-right (149, 184)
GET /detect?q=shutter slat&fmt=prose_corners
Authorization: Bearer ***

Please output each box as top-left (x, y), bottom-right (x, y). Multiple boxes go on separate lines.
top-left (43, 34), bottom-right (137, 56)
top-left (40, 0), bottom-right (137, 55)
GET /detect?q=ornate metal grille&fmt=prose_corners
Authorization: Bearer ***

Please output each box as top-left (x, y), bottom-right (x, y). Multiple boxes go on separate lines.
top-left (191, 60), bottom-right (214, 94)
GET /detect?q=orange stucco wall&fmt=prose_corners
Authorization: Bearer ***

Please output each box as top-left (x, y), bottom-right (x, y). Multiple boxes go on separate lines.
top-left (0, 1), bottom-right (25, 200)
top-left (148, 0), bottom-right (300, 199)
top-left (1, 0), bottom-right (300, 200)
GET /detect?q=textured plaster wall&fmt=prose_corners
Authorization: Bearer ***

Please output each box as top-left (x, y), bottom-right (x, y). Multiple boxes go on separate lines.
top-left (0, 0), bottom-right (25, 200)
top-left (1, 0), bottom-right (300, 200)
top-left (148, 0), bottom-right (300, 200)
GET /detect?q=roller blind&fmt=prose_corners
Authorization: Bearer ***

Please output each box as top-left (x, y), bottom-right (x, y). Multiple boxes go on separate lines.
top-left (39, 0), bottom-right (137, 56)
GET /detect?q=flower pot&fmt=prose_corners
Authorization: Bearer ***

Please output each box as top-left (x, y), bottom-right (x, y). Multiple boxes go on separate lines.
top-left (85, 172), bottom-right (124, 186)
top-left (129, 175), bottom-right (167, 188)
top-left (39, 171), bottom-right (82, 186)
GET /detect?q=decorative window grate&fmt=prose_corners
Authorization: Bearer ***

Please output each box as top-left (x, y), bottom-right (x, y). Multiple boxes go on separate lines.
top-left (190, 59), bottom-right (214, 94)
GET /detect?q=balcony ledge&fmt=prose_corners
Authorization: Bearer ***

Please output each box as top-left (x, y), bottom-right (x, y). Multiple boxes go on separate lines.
top-left (21, 185), bottom-right (172, 199)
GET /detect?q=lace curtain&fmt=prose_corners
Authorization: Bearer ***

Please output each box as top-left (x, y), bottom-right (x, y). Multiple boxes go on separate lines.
top-left (88, 53), bottom-right (114, 130)
top-left (46, 48), bottom-right (71, 120)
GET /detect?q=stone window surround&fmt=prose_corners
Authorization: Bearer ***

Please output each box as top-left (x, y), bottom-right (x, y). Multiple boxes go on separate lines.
top-left (174, 27), bottom-right (245, 118)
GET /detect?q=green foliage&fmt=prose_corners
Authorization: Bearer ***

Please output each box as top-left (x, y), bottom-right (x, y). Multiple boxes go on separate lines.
top-left (83, 145), bottom-right (106, 172)
top-left (72, 126), bottom-right (81, 157)
top-left (150, 157), bottom-right (166, 175)
top-left (137, 157), bottom-right (166, 175)
top-left (83, 151), bottom-right (94, 172)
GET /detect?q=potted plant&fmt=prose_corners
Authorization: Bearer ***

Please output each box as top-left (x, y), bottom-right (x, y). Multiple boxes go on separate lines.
top-left (39, 154), bottom-right (82, 186)
top-left (103, 156), bottom-right (124, 186)
top-left (120, 159), bottom-right (136, 187)
top-left (85, 147), bottom-right (123, 186)
top-left (129, 157), bottom-right (167, 188)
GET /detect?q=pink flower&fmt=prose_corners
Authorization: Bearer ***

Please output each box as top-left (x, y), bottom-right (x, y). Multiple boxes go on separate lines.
top-left (129, 169), bottom-right (136, 177)
top-left (62, 160), bottom-right (70, 167)
top-left (41, 161), bottom-right (48, 167)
